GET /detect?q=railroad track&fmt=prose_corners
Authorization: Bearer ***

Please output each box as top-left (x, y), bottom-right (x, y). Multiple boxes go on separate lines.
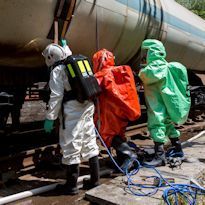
top-left (0, 117), bottom-right (205, 185)
top-left (0, 117), bottom-right (204, 205)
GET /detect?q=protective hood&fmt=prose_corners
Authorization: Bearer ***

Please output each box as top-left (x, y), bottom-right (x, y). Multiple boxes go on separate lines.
top-left (92, 49), bottom-right (115, 73)
top-left (142, 39), bottom-right (166, 64)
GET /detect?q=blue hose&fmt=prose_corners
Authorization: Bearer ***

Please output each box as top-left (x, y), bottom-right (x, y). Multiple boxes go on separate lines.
top-left (95, 128), bottom-right (125, 174)
top-left (95, 128), bottom-right (205, 205)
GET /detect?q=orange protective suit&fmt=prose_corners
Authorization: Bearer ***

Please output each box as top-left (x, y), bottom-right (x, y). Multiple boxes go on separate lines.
top-left (93, 49), bottom-right (141, 147)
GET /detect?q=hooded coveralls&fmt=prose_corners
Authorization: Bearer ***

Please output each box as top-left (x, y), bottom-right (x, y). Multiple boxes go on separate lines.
top-left (139, 39), bottom-right (190, 144)
top-left (93, 49), bottom-right (141, 147)
top-left (46, 61), bottom-right (99, 165)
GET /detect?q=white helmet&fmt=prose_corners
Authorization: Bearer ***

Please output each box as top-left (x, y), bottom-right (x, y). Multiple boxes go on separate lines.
top-left (64, 45), bottom-right (72, 58)
top-left (42, 43), bottom-right (72, 67)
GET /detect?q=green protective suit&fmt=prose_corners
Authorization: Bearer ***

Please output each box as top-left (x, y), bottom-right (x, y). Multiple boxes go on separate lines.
top-left (139, 39), bottom-right (191, 143)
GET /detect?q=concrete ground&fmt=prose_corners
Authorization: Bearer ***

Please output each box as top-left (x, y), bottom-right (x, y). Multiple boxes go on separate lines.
top-left (86, 133), bottom-right (205, 205)
top-left (1, 132), bottom-right (204, 205)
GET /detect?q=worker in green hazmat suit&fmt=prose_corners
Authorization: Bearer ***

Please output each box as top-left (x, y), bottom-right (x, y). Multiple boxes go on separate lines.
top-left (138, 39), bottom-right (191, 167)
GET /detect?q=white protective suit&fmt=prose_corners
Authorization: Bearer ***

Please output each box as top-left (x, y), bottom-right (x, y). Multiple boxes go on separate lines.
top-left (46, 47), bottom-right (99, 165)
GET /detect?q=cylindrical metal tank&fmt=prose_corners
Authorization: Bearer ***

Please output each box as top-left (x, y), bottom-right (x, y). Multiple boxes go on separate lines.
top-left (68, 0), bottom-right (205, 71)
top-left (0, 0), bottom-right (205, 80)
top-left (0, 0), bottom-right (54, 69)
top-left (160, 0), bottom-right (205, 72)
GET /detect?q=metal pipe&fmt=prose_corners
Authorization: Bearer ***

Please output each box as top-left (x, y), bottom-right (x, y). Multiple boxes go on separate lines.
top-left (182, 130), bottom-right (205, 147)
top-left (0, 174), bottom-right (89, 205)
top-left (0, 168), bottom-right (112, 204)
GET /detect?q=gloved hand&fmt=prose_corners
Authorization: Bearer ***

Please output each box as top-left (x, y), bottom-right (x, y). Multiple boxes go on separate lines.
top-left (60, 38), bottom-right (72, 56)
top-left (44, 119), bottom-right (54, 133)
top-left (60, 39), bottom-right (67, 47)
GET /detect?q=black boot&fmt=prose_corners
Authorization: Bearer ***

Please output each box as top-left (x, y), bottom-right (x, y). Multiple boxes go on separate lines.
top-left (56, 164), bottom-right (79, 195)
top-left (144, 142), bottom-right (166, 167)
top-left (112, 136), bottom-right (138, 172)
top-left (83, 156), bottom-right (100, 189)
top-left (166, 138), bottom-right (184, 159)
top-left (112, 136), bottom-right (137, 159)
top-left (166, 138), bottom-right (184, 167)
top-left (170, 138), bottom-right (183, 153)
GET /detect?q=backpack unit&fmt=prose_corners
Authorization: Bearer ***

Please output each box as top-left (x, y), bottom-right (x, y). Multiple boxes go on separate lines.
top-left (63, 55), bottom-right (101, 102)
top-left (161, 62), bottom-right (191, 124)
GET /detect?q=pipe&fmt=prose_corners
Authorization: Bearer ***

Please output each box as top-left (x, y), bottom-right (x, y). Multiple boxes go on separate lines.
top-left (0, 174), bottom-right (89, 205)
top-left (0, 169), bottom-right (113, 205)
top-left (182, 130), bottom-right (205, 147)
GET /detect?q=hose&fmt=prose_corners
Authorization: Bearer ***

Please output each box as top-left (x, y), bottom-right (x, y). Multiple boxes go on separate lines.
top-left (95, 128), bottom-right (205, 205)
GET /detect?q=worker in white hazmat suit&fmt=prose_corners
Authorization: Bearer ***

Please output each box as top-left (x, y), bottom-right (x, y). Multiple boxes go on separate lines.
top-left (42, 41), bottom-right (100, 195)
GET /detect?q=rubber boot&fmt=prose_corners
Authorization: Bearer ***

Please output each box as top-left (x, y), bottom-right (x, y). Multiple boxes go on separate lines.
top-left (170, 138), bottom-right (183, 153)
top-left (144, 142), bottom-right (166, 167)
top-left (166, 138), bottom-right (184, 158)
top-left (83, 156), bottom-right (100, 189)
top-left (56, 164), bottom-right (79, 195)
top-left (166, 138), bottom-right (184, 167)
top-left (112, 136), bottom-right (138, 172)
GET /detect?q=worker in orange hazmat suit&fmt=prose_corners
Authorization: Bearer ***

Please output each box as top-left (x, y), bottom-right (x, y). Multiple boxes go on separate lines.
top-left (92, 49), bottom-right (141, 171)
